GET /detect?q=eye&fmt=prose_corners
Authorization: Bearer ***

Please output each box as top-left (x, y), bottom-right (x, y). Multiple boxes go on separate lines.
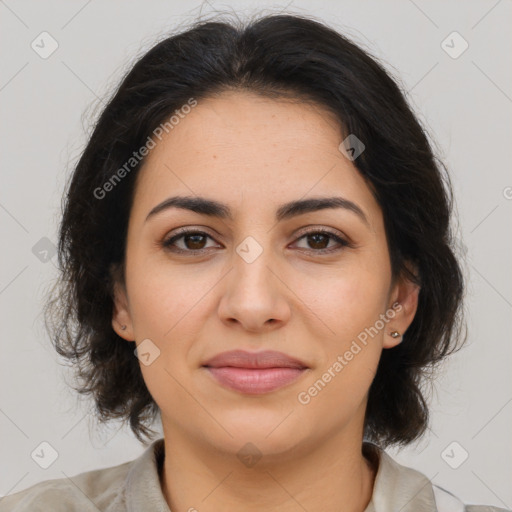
top-left (162, 229), bottom-right (219, 253)
top-left (292, 228), bottom-right (352, 254)
top-left (162, 227), bottom-right (352, 255)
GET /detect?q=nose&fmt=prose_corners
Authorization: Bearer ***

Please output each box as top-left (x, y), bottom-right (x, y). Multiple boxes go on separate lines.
top-left (217, 249), bottom-right (291, 333)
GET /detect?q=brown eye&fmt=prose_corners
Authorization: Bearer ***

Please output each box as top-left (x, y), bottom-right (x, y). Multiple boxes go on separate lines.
top-left (162, 230), bottom-right (218, 253)
top-left (292, 229), bottom-right (351, 254)
top-left (304, 233), bottom-right (331, 250)
top-left (162, 228), bottom-right (351, 256)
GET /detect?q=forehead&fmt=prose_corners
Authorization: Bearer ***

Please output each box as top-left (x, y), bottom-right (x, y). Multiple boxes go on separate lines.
top-left (130, 90), bottom-right (381, 227)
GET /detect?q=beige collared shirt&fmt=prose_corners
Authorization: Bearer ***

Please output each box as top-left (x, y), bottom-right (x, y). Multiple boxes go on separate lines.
top-left (0, 438), bottom-right (508, 511)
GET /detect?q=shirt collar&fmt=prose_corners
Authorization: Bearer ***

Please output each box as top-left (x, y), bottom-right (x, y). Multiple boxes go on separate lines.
top-left (124, 438), bottom-right (438, 512)
top-left (363, 441), bottom-right (438, 512)
top-left (125, 437), bottom-right (170, 512)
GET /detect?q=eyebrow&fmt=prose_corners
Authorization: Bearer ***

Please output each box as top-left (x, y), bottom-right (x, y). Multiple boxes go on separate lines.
top-left (145, 195), bottom-right (370, 227)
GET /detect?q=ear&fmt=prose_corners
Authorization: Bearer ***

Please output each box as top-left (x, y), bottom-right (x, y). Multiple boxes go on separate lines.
top-left (383, 261), bottom-right (421, 349)
top-left (110, 263), bottom-right (135, 342)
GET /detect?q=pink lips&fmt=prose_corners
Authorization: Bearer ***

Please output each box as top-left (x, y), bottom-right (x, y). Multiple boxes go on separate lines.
top-left (202, 350), bottom-right (308, 394)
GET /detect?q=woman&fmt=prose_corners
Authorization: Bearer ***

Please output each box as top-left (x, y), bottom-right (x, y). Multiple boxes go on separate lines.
top-left (1, 12), bottom-right (508, 512)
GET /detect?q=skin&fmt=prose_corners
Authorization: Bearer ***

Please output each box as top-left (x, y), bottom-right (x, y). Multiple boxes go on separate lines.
top-left (112, 90), bottom-right (420, 512)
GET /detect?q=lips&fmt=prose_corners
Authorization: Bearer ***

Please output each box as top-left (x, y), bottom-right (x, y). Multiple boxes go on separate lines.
top-left (202, 350), bottom-right (309, 394)
top-left (202, 350), bottom-right (308, 370)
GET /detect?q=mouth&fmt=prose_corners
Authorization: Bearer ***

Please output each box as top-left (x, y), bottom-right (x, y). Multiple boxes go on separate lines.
top-left (201, 350), bottom-right (309, 395)
top-left (203, 366), bottom-right (308, 394)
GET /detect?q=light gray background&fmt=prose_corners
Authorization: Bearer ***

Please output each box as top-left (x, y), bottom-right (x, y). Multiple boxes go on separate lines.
top-left (1, 0), bottom-right (511, 507)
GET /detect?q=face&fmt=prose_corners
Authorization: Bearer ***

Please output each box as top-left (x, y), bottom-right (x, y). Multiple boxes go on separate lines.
top-left (112, 90), bottom-right (419, 460)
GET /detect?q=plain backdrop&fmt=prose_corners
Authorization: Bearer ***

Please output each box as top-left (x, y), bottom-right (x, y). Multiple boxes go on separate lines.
top-left (1, 0), bottom-right (511, 507)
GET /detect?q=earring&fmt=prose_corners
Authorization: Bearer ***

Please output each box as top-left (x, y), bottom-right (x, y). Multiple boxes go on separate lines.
top-left (390, 330), bottom-right (401, 339)
top-left (121, 325), bottom-right (127, 330)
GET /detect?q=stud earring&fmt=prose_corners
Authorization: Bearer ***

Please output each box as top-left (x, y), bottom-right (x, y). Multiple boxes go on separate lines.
top-left (389, 330), bottom-right (401, 339)
top-left (121, 325), bottom-right (127, 330)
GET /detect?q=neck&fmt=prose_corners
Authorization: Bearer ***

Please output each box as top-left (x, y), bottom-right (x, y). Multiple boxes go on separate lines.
top-left (159, 426), bottom-right (378, 512)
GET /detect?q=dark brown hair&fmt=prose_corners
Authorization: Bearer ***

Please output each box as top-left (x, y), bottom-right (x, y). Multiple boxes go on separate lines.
top-left (45, 12), bottom-right (466, 447)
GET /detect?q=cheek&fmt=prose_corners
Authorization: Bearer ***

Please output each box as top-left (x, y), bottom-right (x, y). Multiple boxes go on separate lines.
top-left (127, 261), bottom-right (211, 412)
top-left (297, 262), bottom-right (391, 342)
top-left (295, 262), bottom-right (389, 401)
top-left (125, 258), bottom-right (221, 400)
top-left (297, 272), bottom-right (387, 416)
top-left (126, 253), bottom-right (215, 339)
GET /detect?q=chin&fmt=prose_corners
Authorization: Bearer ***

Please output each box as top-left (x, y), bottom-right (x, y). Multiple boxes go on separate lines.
top-left (213, 412), bottom-right (310, 454)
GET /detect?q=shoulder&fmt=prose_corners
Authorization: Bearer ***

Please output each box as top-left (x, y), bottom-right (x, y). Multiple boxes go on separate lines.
top-left (433, 484), bottom-right (511, 512)
top-left (364, 442), bottom-right (511, 512)
top-left (466, 506), bottom-right (511, 512)
top-left (0, 455), bottom-right (134, 512)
